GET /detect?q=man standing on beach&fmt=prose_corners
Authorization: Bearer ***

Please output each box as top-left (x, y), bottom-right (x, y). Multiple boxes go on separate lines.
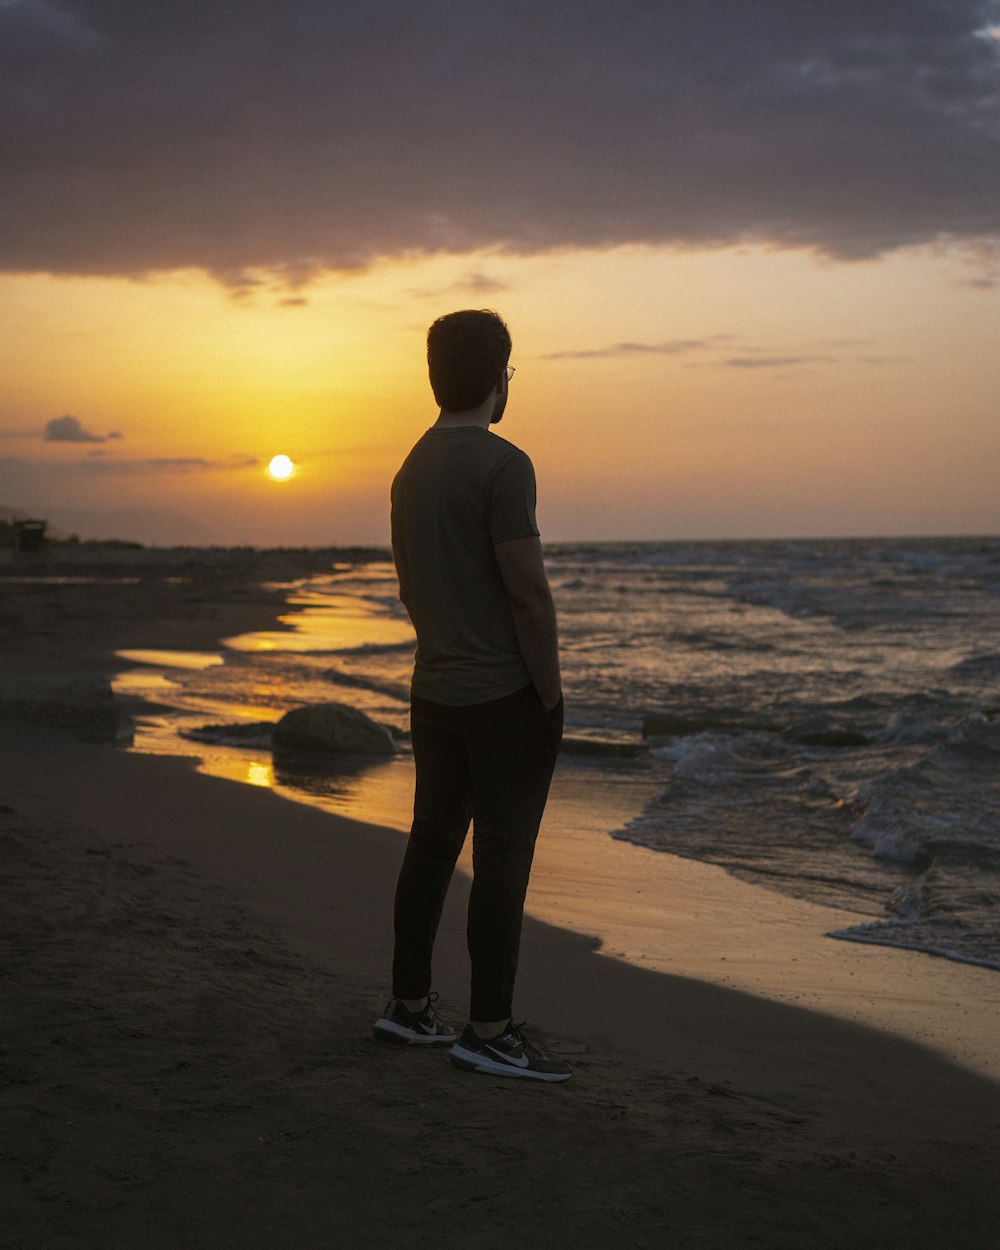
top-left (373, 309), bottom-right (571, 1082)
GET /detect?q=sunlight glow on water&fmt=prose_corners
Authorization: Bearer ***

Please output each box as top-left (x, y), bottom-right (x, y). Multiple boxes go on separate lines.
top-left (223, 593), bottom-right (414, 654)
top-left (117, 649), bottom-right (224, 670)
top-left (245, 760), bottom-right (274, 788)
top-left (191, 747), bottom-right (416, 831)
top-left (112, 671), bottom-right (179, 694)
top-left (112, 539), bottom-right (1000, 972)
top-left (188, 747), bottom-right (654, 848)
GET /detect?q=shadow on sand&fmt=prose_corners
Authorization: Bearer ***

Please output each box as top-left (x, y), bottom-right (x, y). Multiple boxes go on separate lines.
top-left (4, 721), bottom-right (999, 1249)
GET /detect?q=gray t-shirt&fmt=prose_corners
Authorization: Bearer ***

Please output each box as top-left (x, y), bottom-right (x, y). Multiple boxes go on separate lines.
top-left (391, 425), bottom-right (539, 705)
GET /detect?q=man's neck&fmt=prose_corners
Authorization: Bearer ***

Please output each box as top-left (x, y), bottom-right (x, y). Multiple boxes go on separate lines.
top-left (433, 410), bottom-right (491, 430)
top-left (433, 414), bottom-right (489, 429)
top-left (432, 389), bottom-right (499, 430)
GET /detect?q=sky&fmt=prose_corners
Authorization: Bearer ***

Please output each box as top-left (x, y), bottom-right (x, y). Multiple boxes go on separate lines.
top-left (1, 0), bottom-right (999, 546)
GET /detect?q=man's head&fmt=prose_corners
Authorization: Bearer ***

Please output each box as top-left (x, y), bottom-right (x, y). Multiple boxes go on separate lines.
top-left (427, 309), bottom-right (512, 421)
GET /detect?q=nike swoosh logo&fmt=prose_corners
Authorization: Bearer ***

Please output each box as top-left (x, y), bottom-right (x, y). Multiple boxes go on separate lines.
top-left (485, 1045), bottom-right (530, 1068)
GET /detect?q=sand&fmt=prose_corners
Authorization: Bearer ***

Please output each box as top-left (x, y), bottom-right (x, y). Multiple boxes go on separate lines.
top-left (3, 546), bottom-right (999, 1248)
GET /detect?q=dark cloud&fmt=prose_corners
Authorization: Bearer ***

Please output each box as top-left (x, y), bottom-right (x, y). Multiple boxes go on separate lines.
top-left (406, 270), bottom-right (511, 300)
top-left (44, 414), bottom-right (116, 442)
top-left (456, 272), bottom-right (510, 295)
top-left (0, 426), bottom-right (43, 440)
top-left (542, 340), bottom-right (717, 360)
top-left (541, 341), bottom-right (911, 368)
top-left (722, 356), bottom-right (834, 369)
top-left (2, 2), bottom-right (999, 281)
top-left (4, 452), bottom-right (256, 477)
top-left (80, 455), bottom-right (258, 474)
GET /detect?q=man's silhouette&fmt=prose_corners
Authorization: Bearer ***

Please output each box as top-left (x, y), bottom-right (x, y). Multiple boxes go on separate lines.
top-left (373, 309), bottom-right (571, 1081)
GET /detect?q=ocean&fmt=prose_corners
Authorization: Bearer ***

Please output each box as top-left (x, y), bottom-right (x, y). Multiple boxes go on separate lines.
top-left (114, 536), bottom-right (1000, 972)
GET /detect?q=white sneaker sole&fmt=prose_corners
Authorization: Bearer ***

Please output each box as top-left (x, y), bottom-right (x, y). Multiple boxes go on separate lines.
top-left (372, 1018), bottom-right (457, 1045)
top-left (449, 1042), bottom-right (572, 1082)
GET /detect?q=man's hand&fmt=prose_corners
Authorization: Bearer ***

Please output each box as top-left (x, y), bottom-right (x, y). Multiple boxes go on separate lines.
top-left (494, 536), bottom-right (562, 710)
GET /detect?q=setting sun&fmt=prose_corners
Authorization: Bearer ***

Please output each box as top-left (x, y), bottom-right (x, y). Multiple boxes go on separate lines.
top-left (267, 454), bottom-right (295, 481)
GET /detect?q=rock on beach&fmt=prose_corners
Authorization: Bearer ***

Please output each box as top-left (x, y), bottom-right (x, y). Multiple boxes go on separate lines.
top-left (273, 703), bottom-right (397, 756)
top-left (0, 674), bottom-right (130, 742)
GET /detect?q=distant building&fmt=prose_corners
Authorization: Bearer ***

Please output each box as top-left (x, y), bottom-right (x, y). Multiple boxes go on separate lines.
top-left (13, 519), bottom-right (47, 554)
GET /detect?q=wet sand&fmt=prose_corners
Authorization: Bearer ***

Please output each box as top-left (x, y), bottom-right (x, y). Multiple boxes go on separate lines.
top-left (3, 546), bottom-right (999, 1248)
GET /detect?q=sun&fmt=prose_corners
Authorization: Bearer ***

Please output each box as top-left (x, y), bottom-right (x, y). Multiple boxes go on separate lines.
top-left (267, 454), bottom-right (295, 481)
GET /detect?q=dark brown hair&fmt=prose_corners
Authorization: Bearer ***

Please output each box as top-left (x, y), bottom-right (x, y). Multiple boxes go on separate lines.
top-left (427, 309), bottom-right (511, 412)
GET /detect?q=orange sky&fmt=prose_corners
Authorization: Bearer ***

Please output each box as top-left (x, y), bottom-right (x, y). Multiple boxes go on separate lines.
top-left (1, 244), bottom-right (997, 545)
top-left (2, 5), bottom-right (999, 545)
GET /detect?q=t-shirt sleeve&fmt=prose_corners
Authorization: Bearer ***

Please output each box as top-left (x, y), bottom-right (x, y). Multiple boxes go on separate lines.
top-left (487, 451), bottom-right (540, 544)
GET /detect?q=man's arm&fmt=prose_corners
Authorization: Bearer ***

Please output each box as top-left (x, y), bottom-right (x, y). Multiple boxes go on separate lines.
top-left (390, 535), bottom-right (411, 615)
top-left (494, 535), bottom-right (562, 710)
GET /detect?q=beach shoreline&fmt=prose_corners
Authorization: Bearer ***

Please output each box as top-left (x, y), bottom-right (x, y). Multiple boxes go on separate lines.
top-left (3, 545), bottom-right (999, 1247)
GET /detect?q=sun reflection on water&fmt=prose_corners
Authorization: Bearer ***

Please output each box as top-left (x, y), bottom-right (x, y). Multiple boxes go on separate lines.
top-left (246, 760), bottom-right (274, 788)
top-left (223, 593), bottom-right (414, 654)
top-left (117, 648), bottom-right (224, 670)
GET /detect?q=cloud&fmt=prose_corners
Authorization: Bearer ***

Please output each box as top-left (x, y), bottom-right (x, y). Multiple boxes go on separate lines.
top-left (722, 356), bottom-right (834, 369)
top-left (2, 452), bottom-right (257, 480)
top-left (542, 339), bottom-right (718, 361)
top-left (82, 455), bottom-right (258, 475)
top-left (540, 340), bottom-right (909, 369)
top-left (407, 270), bottom-right (511, 300)
top-left (456, 272), bottom-right (510, 295)
top-left (44, 414), bottom-right (119, 442)
top-left (1, 3), bottom-right (999, 284)
top-left (0, 426), bottom-right (43, 440)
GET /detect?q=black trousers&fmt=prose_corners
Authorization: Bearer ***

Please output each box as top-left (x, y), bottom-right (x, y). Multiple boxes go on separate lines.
top-left (391, 684), bottom-right (562, 1022)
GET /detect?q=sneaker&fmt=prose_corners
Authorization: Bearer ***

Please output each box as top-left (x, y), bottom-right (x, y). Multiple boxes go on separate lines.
top-left (372, 994), bottom-right (457, 1046)
top-left (449, 1021), bottom-right (573, 1082)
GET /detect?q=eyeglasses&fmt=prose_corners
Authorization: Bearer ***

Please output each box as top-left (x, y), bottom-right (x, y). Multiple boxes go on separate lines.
top-left (504, 366), bottom-right (516, 381)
